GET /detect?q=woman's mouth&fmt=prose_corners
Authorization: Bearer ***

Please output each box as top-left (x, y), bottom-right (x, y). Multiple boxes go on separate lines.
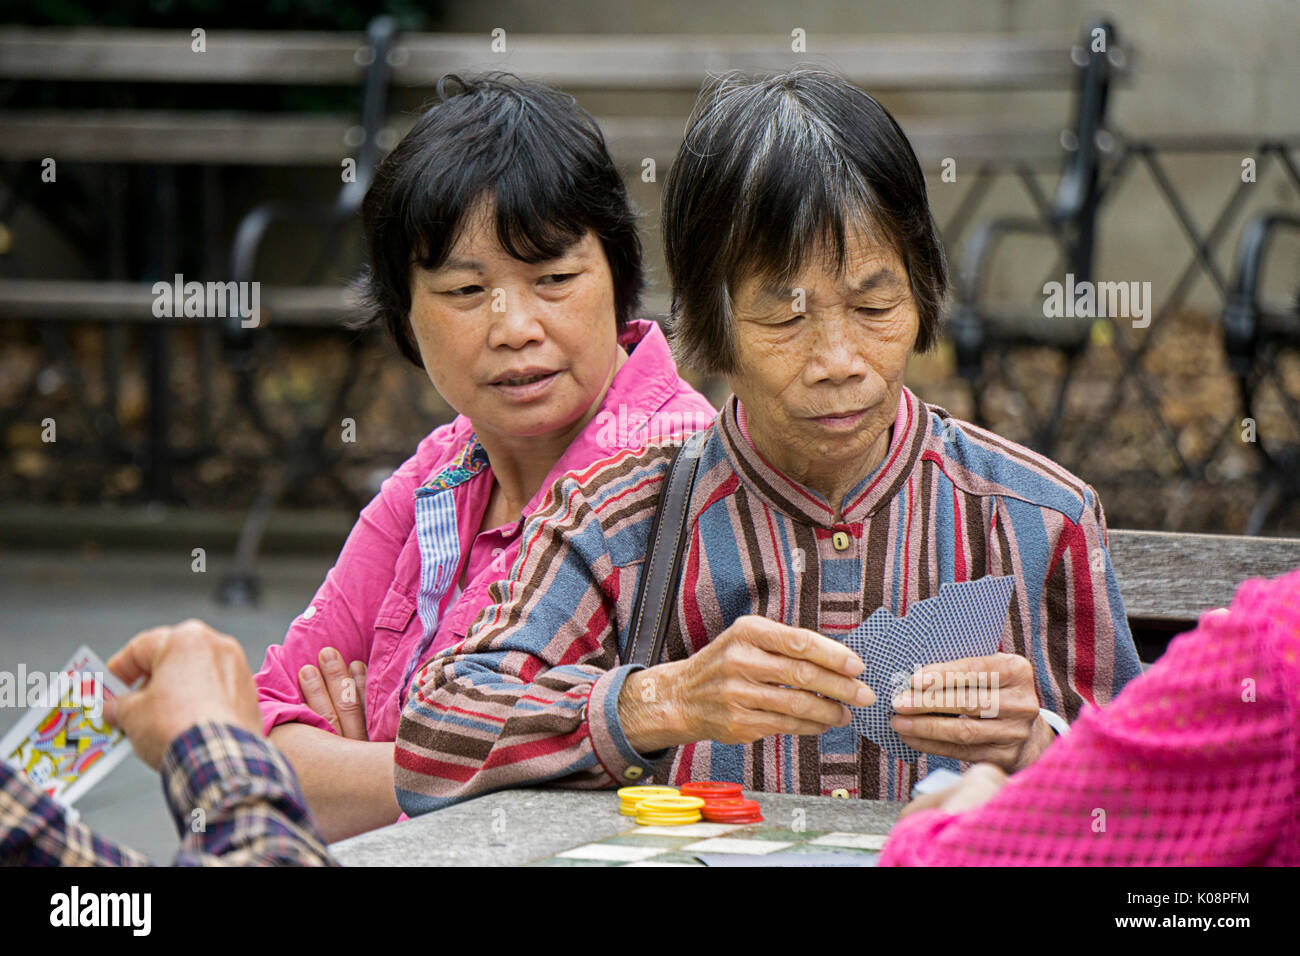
top-left (811, 408), bottom-right (869, 430)
top-left (490, 369), bottom-right (561, 399)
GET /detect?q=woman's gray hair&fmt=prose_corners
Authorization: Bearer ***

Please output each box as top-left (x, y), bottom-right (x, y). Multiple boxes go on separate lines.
top-left (662, 69), bottom-right (948, 375)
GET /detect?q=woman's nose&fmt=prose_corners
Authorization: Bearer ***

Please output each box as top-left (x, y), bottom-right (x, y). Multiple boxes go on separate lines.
top-left (486, 290), bottom-right (546, 349)
top-left (808, 318), bottom-right (868, 384)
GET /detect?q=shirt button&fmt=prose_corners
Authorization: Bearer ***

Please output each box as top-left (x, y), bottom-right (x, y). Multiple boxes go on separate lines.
top-left (831, 531), bottom-right (851, 551)
top-left (623, 766), bottom-right (644, 781)
top-left (302, 605), bottom-right (317, 620)
top-left (831, 788), bottom-right (850, 798)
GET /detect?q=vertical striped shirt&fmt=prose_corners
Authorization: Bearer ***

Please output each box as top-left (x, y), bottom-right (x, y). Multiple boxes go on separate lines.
top-left (395, 387), bottom-right (1142, 813)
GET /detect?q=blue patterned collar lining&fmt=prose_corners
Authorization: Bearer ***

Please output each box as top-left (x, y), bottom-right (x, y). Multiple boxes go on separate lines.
top-left (414, 434), bottom-right (491, 496)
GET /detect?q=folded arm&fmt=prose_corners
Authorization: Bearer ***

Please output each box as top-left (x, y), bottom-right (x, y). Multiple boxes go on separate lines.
top-left (395, 466), bottom-right (661, 815)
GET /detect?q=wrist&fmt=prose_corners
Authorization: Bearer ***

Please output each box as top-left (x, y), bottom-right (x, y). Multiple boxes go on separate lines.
top-left (1012, 713), bottom-right (1055, 771)
top-left (617, 663), bottom-right (684, 753)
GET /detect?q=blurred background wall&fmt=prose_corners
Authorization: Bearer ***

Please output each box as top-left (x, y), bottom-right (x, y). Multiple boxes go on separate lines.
top-left (2, 0), bottom-right (1297, 538)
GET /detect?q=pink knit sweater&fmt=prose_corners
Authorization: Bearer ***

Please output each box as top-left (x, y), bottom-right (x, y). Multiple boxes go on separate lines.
top-left (880, 568), bottom-right (1300, 866)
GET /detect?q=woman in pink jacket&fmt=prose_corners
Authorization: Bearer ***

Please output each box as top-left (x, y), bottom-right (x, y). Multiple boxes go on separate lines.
top-left (881, 567), bottom-right (1300, 865)
top-left (253, 74), bottom-right (714, 840)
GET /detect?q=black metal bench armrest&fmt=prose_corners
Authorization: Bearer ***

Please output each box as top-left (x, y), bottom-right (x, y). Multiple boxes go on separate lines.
top-left (1223, 212), bottom-right (1300, 374)
top-left (949, 217), bottom-right (1056, 377)
top-left (224, 15), bottom-right (398, 350)
top-left (957, 216), bottom-right (1055, 304)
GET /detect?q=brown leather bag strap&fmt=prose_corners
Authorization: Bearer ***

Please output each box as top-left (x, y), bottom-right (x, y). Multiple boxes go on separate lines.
top-left (624, 433), bottom-right (704, 668)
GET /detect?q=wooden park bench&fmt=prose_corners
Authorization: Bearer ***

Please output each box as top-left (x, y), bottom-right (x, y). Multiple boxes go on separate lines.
top-left (0, 19), bottom-right (1129, 603)
top-left (1108, 529), bottom-right (1299, 660)
top-left (0, 17), bottom-right (402, 530)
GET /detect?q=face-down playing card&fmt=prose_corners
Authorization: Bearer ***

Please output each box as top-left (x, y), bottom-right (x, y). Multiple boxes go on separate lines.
top-left (840, 576), bottom-right (1016, 763)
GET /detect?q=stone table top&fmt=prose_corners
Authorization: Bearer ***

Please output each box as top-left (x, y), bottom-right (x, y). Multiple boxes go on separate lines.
top-left (330, 789), bottom-right (906, 866)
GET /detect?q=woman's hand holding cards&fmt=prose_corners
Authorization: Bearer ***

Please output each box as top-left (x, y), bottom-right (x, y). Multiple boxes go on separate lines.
top-left (889, 652), bottom-right (1054, 771)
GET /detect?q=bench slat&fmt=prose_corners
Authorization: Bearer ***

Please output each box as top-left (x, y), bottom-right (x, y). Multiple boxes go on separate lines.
top-left (0, 280), bottom-right (360, 326)
top-left (0, 111), bottom-right (360, 165)
top-left (0, 111), bottom-right (1061, 168)
top-left (0, 28), bottom-right (1091, 90)
top-left (1109, 529), bottom-right (1300, 623)
top-left (0, 27), bottom-right (364, 84)
top-left (391, 33), bottom-right (1084, 90)
top-left (0, 279), bottom-right (672, 325)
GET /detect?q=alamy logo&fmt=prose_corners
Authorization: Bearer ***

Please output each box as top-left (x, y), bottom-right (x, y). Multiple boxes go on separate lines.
top-left (152, 274), bottom-right (260, 327)
top-left (0, 667), bottom-right (103, 718)
top-left (50, 886), bottom-right (151, 936)
top-left (1042, 273), bottom-right (1151, 328)
top-left (593, 405), bottom-right (715, 453)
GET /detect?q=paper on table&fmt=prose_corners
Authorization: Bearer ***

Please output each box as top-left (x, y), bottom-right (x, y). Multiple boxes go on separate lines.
top-left (694, 851), bottom-right (879, 867)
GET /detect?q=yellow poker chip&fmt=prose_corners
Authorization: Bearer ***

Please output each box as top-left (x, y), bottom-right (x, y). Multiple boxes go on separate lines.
top-left (617, 785), bottom-right (679, 816)
top-left (634, 795), bottom-right (705, 826)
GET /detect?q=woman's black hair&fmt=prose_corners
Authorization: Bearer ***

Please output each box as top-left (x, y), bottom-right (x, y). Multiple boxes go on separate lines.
top-left (662, 69), bottom-right (948, 375)
top-left (356, 73), bottom-right (643, 368)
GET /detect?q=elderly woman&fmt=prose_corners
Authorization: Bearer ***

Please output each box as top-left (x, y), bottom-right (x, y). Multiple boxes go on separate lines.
top-left (394, 70), bottom-right (1142, 813)
top-left (251, 74), bottom-right (714, 840)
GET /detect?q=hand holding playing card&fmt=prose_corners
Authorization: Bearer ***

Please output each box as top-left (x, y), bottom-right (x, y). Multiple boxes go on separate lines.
top-left (104, 619), bottom-right (263, 770)
top-left (841, 576), bottom-right (1021, 763)
top-left (891, 653), bottom-right (1054, 771)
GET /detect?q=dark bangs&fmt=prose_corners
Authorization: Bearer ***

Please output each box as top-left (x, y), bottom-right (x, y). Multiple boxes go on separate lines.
top-left (359, 73), bottom-right (643, 368)
top-left (723, 122), bottom-right (889, 304)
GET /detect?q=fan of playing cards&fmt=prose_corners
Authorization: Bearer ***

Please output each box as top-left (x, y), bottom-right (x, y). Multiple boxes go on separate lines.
top-left (841, 576), bottom-right (1017, 762)
top-left (0, 646), bottom-right (133, 807)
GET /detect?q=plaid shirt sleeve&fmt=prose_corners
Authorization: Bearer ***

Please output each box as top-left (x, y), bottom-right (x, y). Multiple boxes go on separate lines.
top-left (1, 721), bottom-right (337, 866)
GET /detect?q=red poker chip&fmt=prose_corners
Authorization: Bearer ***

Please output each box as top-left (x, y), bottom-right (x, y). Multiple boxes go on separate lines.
top-left (701, 798), bottom-right (764, 823)
top-left (681, 781), bottom-right (743, 801)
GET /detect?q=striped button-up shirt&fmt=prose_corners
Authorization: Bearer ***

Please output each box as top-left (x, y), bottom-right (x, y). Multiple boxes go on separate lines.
top-left (0, 721), bottom-right (335, 866)
top-left (395, 387), bottom-right (1142, 812)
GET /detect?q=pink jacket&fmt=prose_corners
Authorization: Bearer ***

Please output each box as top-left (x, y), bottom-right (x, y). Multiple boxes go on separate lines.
top-left (254, 319), bottom-right (715, 743)
top-left (880, 567), bottom-right (1300, 866)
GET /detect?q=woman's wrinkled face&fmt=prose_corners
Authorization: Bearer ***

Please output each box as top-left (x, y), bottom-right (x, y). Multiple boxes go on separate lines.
top-left (727, 227), bottom-right (918, 503)
top-left (407, 199), bottom-right (623, 444)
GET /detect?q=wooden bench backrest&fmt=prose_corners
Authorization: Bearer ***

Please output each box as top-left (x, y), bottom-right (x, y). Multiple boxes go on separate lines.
top-left (0, 28), bottom-right (1091, 89)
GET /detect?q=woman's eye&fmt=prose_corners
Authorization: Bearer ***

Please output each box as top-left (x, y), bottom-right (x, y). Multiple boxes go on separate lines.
top-left (447, 285), bottom-right (484, 296)
top-left (540, 273), bottom-right (577, 285)
top-left (857, 306), bottom-right (890, 316)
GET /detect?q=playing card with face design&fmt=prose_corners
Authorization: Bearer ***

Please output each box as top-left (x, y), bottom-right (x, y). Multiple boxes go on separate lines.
top-left (0, 646), bottom-right (131, 806)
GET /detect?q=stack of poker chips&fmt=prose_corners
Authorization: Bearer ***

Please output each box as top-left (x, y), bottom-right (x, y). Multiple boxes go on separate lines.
top-left (698, 797), bottom-right (764, 824)
top-left (681, 782), bottom-right (764, 824)
top-left (617, 781), bottom-right (764, 826)
top-left (618, 786), bottom-right (680, 816)
top-left (634, 795), bottom-right (706, 826)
